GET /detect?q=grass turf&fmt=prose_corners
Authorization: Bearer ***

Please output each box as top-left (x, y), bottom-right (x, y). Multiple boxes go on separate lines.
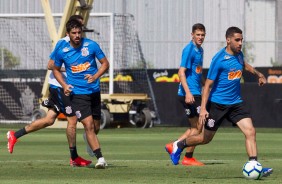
top-left (0, 126), bottom-right (281, 184)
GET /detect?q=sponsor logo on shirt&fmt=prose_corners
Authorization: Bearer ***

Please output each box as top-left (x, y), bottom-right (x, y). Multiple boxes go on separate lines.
top-left (196, 65), bottom-right (202, 74)
top-left (228, 70), bottom-right (242, 80)
top-left (71, 62), bottom-right (90, 73)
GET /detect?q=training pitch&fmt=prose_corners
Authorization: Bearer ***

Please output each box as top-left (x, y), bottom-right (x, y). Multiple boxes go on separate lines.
top-left (0, 125), bottom-right (281, 184)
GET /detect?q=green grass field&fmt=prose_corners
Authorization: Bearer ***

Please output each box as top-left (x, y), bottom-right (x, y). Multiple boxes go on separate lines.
top-left (0, 125), bottom-right (281, 184)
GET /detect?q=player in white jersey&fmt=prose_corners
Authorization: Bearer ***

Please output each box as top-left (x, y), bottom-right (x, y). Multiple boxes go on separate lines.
top-left (7, 15), bottom-right (93, 167)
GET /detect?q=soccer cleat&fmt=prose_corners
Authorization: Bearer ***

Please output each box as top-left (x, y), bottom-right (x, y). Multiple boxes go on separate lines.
top-left (95, 157), bottom-right (107, 169)
top-left (165, 142), bottom-right (173, 154)
top-left (70, 156), bottom-right (92, 167)
top-left (261, 167), bottom-right (273, 177)
top-left (83, 132), bottom-right (95, 157)
top-left (171, 141), bottom-right (183, 165)
top-left (7, 131), bottom-right (17, 154)
top-left (181, 157), bottom-right (205, 166)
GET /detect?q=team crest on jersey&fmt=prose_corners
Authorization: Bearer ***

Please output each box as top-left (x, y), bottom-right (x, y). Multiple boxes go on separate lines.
top-left (81, 47), bottom-right (89, 56)
top-left (63, 47), bottom-right (69, 52)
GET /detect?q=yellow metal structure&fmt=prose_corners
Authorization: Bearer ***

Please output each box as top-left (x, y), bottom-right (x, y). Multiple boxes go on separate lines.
top-left (101, 93), bottom-right (150, 113)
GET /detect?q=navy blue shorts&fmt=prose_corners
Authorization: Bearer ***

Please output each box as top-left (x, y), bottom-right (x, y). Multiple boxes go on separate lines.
top-left (204, 101), bottom-right (251, 131)
top-left (41, 87), bottom-right (75, 117)
top-left (178, 95), bottom-right (201, 118)
top-left (71, 91), bottom-right (101, 121)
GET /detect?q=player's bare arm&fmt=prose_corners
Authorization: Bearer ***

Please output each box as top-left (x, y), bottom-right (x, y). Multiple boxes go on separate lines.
top-left (244, 62), bottom-right (266, 86)
top-left (85, 57), bottom-right (109, 83)
top-left (47, 59), bottom-right (66, 72)
top-left (199, 79), bottom-right (213, 125)
top-left (53, 65), bottom-right (73, 96)
top-left (178, 67), bottom-right (194, 104)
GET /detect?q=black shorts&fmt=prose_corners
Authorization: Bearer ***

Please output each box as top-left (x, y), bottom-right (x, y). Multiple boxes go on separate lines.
top-left (178, 95), bottom-right (201, 118)
top-left (41, 87), bottom-right (75, 117)
top-left (71, 91), bottom-right (101, 121)
top-left (204, 101), bottom-right (251, 131)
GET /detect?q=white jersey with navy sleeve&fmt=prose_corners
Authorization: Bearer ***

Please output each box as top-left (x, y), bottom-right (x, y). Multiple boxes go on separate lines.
top-left (207, 48), bottom-right (244, 105)
top-left (178, 40), bottom-right (204, 96)
top-left (55, 38), bottom-right (106, 95)
top-left (48, 36), bottom-right (69, 88)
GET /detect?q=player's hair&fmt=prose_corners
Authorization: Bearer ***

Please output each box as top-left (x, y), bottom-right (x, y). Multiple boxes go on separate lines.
top-left (69, 15), bottom-right (83, 21)
top-left (225, 27), bottom-right (242, 39)
top-left (192, 23), bottom-right (205, 33)
top-left (66, 19), bottom-right (83, 32)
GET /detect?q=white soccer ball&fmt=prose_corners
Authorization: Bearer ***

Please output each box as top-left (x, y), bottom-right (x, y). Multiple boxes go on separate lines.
top-left (242, 160), bottom-right (263, 180)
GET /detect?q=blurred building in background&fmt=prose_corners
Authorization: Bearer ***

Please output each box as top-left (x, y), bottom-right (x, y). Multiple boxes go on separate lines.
top-left (0, 0), bottom-right (281, 69)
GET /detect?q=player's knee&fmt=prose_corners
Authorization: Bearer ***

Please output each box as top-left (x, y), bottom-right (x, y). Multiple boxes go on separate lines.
top-left (246, 126), bottom-right (256, 138)
top-left (45, 118), bottom-right (55, 126)
top-left (94, 126), bottom-right (100, 134)
top-left (93, 119), bottom-right (100, 134)
top-left (201, 134), bottom-right (213, 144)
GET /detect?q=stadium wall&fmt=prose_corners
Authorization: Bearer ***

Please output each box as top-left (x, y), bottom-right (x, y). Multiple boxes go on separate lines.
top-left (0, 68), bottom-right (281, 127)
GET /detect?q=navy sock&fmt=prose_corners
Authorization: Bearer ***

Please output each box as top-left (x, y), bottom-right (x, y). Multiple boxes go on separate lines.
top-left (185, 152), bottom-right (193, 158)
top-left (93, 148), bottom-right (103, 159)
top-left (70, 146), bottom-right (79, 160)
top-left (249, 156), bottom-right (257, 161)
top-left (177, 139), bottom-right (187, 150)
top-left (14, 128), bottom-right (27, 139)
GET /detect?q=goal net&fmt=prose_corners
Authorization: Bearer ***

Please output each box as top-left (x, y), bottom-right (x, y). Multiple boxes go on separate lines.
top-left (0, 13), bottom-right (157, 123)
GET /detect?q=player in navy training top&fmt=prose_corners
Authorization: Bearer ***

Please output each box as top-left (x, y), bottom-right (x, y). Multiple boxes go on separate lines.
top-left (168, 27), bottom-right (272, 177)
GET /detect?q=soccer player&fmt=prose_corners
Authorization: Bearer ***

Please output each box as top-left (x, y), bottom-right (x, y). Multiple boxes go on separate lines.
top-left (167, 26), bottom-right (273, 177)
top-left (53, 19), bottom-right (109, 169)
top-left (165, 23), bottom-right (205, 166)
top-left (7, 15), bottom-right (92, 167)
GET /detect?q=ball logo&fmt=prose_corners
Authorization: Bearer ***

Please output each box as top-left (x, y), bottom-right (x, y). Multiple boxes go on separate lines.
top-left (65, 106), bottom-right (72, 115)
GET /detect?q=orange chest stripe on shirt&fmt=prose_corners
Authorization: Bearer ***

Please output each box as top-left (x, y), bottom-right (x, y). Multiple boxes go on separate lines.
top-left (71, 62), bottom-right (91, 73)
top-left (228, 70), bottom-right (242, 80)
